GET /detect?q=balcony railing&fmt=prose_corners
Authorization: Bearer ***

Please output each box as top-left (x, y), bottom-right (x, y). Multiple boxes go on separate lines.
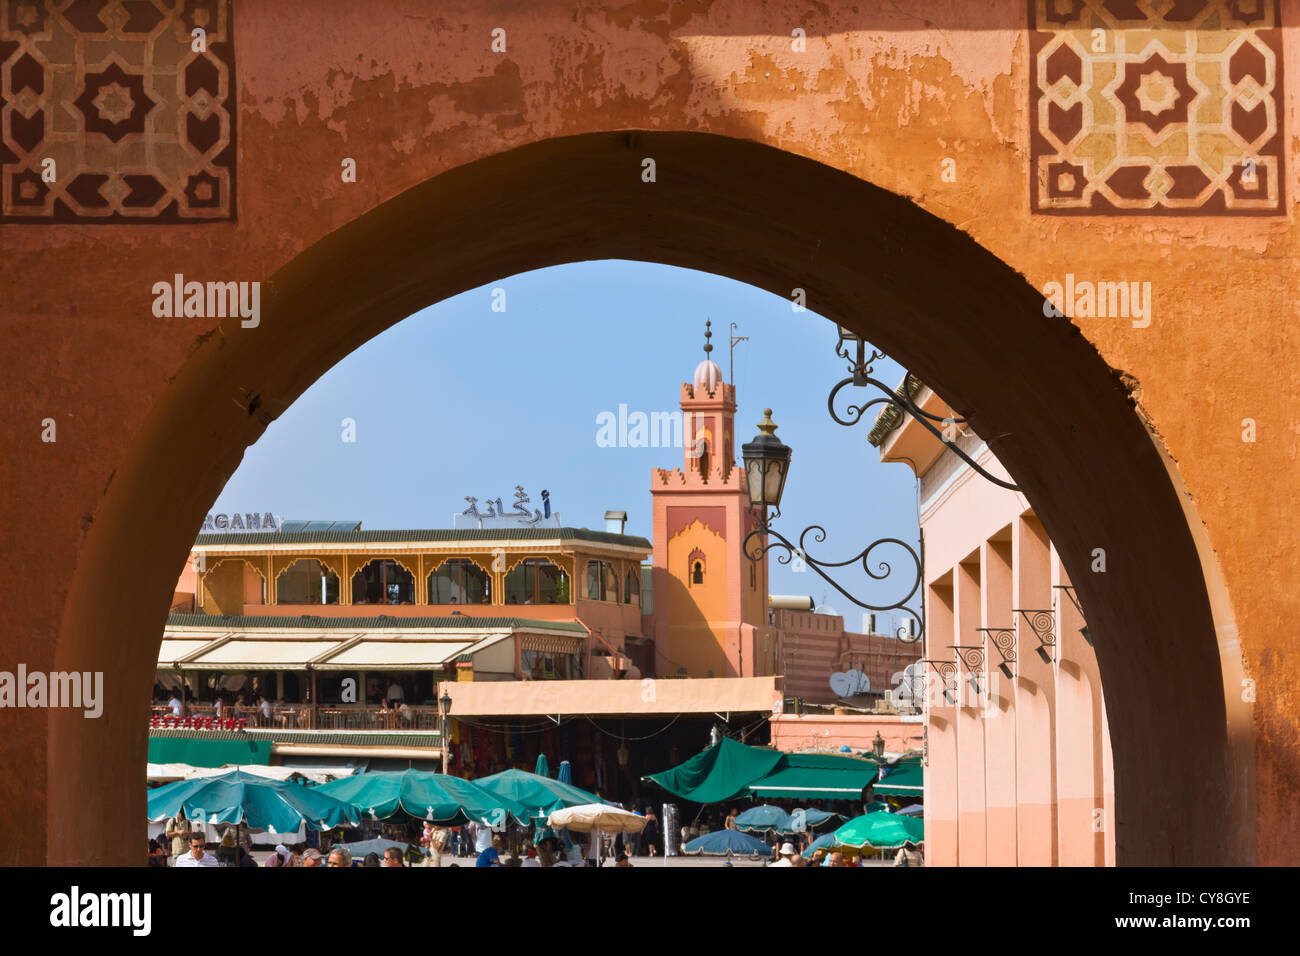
top-left (149, 702), bottom-right (444, 732)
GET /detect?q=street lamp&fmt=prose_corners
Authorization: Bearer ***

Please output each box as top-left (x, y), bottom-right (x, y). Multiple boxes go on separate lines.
top-left (872, 731), bottom-right (886, 761)
top-left (439, 689), bottom-right (452, 774)
top-left (740, 409), bottom-right (925, 642)
top-left (740, 409), bottom-right (792, 518)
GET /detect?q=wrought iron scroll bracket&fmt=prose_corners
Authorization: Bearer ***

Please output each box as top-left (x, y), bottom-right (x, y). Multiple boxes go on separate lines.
top-left (976, 627), bottom-right (1018, 679)
top-left (1015, 608), bottom-right (1056, 663)
top-left (743, 516), bottom-right (925, 643)
top-left (922, 659), bottom-right (958, 704)
top-left (949, 645), bottom-right (985, 695)
top-left (828, 363), bottom-right (1021, 492)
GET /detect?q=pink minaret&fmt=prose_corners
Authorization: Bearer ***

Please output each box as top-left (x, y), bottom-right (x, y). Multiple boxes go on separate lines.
top-left (645, 321), bottom-right (772, 678)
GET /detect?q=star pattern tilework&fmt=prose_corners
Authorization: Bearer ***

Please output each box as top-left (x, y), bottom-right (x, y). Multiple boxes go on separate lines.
top-left (1029, 0), bottom-right (1283, 215)
top-left (1, 0), bottom-right (235, 222)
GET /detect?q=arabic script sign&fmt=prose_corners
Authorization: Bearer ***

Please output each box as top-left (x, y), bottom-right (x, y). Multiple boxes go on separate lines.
top-left (454, 486), bottom-right (558, 530)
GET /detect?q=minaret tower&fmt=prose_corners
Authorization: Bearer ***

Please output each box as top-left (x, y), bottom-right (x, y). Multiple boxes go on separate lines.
top-left (646, 321), bottom-right (773, 679)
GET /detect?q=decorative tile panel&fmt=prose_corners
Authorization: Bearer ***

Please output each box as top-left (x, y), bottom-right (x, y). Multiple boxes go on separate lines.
top-left (1, 0), bottom-right (235, 222)
top-left (1029, 0), bottom-right (1283, 215)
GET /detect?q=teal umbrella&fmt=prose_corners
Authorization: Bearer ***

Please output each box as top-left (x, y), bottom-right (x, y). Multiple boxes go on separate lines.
top-left (802, 831), bottom-right (838, 859)
top-left (317, 770), bottom-right (525, 824)
top-left (832, 812), bottom-right (925, 850)
top-left (734, 805), bottom-right (794, 834)
top-left (557, 760), bottom-right (572, 784)
top-left (535, 754), bottom-right (551, 778)
top-left (683, 829), bottom-right (772, 857)
top-left (475, 768), bottom-right (608, 816)
top-left (147, 770), bottom-right (360, 833)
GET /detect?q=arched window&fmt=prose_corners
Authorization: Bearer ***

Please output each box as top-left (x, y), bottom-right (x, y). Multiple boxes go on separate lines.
top-left (688, 549), bottom-right (706, 586)
top-left (624, 568), bottom-right (640, 606)
top-left (505, 558), bottom-right (567, 605)
top-left (585, 561), bottom-right (620, 602)
top-left (276, 559), bottom-right (340, 604)
top-left (351, 559), bottom-right (415, 605)
top-left (427, 559), bottom-right (491, 605)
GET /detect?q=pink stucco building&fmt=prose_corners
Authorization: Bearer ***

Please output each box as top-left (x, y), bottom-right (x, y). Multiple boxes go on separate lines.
top-left (873, 382), bottom-right (1116, 866)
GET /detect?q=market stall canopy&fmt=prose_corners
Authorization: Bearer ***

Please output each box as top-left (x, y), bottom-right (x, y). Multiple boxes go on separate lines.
top-left (474, 768), bottom-right (608, 816)
top-left (683, 829), bottom-right (773, 857)
top-left (873, 762), bottom-right (923, 797)
top-left (643, 737), bottom-right (783, 804)
top-left (317, 769), bottom-right (525, 825)
top-left (146, 769), bottom-right (360, 832)
top-left (147, 735), bottom-right (272, 768)
top-left (548, 804), bottom-right (646, 834)
top-left (832, 812), bottom-right (925, 850)
top-left (747, 752), bottom-right (880, 800)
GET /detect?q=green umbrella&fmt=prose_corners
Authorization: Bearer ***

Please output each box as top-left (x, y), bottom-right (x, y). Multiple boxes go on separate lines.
top-left (147, 770), bottom-right (359, 833)
top-left (535, 754), bottom-right (550, 778)
top-left (475, 768), bottom-right (607, 816)
top-left (317, 770), bottom-right (524, 824)
top-left (832, 812), bottom-right (925, 850)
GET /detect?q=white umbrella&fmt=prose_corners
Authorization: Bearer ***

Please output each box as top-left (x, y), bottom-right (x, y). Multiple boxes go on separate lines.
top-left (547, 804), bottom-right (646, 834)
top-left (548, 804), bottom-right (645, 865)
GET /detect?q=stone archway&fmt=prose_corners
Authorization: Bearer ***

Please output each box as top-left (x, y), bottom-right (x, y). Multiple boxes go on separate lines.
top-left (39, 130), bottom-right (1242, 865)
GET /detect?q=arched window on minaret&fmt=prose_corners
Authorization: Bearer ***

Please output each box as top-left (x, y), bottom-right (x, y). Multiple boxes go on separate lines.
top-left (689, 549), bottom-right (706, 585)
top-left (697, 438), bottom-right (710, 481)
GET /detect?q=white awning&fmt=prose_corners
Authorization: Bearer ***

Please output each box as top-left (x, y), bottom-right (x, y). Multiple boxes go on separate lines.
top-left (314, 638), bottom-right (486, 670)
top-left (158, 639), bottom-right (221, 664)
top-left (183, 639), bottom-right (350, 670)
top-left (146, 763), bottom-right (357, 784)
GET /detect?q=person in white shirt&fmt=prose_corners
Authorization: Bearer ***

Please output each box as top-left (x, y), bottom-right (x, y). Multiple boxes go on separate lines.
top-left (213, 697), bottom-right (223, 718)
top-left (176, 833), bottom-right (220, 867)
top-left (769, 842), bottom-right (797, 867)
top-left (474, 821), bottom-right (492, 855)
top-left (168, 695), bottom-right (183, 717)
top-left (259, 696), bottom-right (272, 725)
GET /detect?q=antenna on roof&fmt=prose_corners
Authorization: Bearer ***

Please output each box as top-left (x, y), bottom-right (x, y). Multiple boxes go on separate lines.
top-left (729, 322), bottom-right (748, 386)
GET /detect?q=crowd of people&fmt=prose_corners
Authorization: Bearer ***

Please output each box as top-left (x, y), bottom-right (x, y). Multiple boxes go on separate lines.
top-left (766, 839), bottom-right (924, 867)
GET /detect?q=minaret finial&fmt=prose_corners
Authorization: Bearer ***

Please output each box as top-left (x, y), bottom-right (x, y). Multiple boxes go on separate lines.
top-left (703, 319), bottom-right (713, 356)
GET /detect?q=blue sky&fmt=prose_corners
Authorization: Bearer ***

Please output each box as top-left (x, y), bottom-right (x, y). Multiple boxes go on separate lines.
top-left (210, 260), bottom-right (922, 630)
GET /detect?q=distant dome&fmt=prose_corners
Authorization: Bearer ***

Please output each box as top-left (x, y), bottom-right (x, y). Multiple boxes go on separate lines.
top-left (694, 359), bottom-right (722, 392)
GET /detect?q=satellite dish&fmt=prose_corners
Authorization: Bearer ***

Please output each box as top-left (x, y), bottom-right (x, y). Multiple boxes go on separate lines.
top-left (828, 671), bottom-right (854, 698)
top-left (829, 669), bottom-right (870, 698)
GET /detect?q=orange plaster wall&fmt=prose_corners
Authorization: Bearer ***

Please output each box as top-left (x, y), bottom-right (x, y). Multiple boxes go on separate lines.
top-left (0, 0), bottom-right (1296, 866)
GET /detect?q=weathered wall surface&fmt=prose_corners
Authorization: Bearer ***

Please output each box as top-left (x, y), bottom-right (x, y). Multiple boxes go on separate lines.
top-left (0, 1), bottom-right (1296, 864)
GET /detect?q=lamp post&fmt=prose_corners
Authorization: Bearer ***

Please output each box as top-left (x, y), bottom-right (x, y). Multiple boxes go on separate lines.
top-left (740, 409), bottom-right (925, 642)
top-left (439, 688), bottom-right (452, 775)
top-left (872, 731), bottom-right (886, 761)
